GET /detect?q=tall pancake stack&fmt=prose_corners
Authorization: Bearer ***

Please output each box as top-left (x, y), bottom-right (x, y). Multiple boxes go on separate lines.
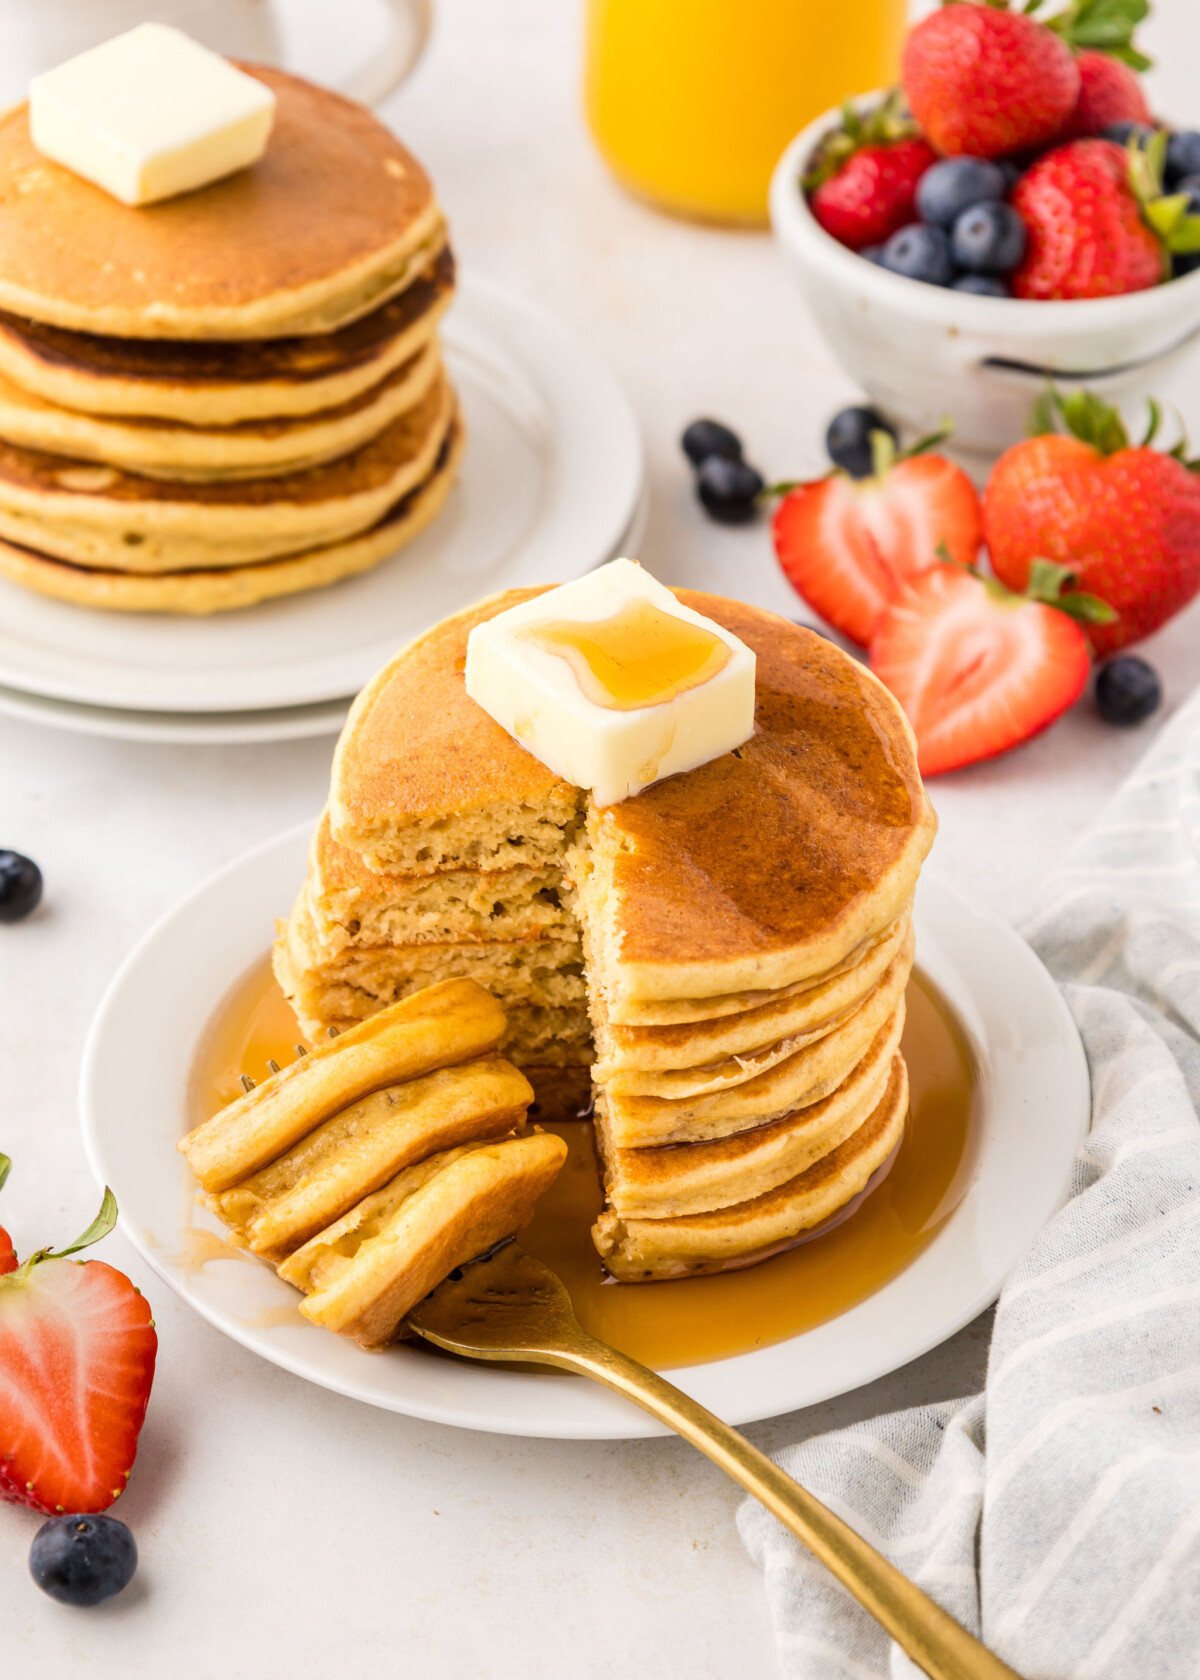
top-left (275, 588), bottom-right (937, 1280)
top-left (0, 67), bottom-right (460, 615)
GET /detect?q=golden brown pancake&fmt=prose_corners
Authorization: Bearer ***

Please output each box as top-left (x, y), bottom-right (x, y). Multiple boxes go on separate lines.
top-left (0, 248), bottom-right (455, 424)
top-left (0, 67), bottom-right (446, 339)
top-left (0, 342), bottom-right (442, 481)
top-left (597, 1014), bottom-right (903, 1219)
top-left (0, 374), bottom-right (455, 572)
top-left (0, 415), bottom-right (463, 614)
top-left (593, 1054), bottom-right (908, 1281)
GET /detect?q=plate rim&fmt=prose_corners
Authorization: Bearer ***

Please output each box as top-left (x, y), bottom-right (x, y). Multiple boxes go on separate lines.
top-left (79, 821), bottom-right (1091, 1439)
top-left (0, 271), bottom-right (644, 716)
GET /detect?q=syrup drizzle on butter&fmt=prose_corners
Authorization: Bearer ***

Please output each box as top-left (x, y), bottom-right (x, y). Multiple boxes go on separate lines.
top-left (518, 597), bottom-right (731, 711)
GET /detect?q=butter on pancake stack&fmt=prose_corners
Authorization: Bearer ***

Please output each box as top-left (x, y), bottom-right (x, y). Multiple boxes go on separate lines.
top-left (276, 588), bottom-right (937, 1280)
top-left (0, 67), bottom-right (460, 614)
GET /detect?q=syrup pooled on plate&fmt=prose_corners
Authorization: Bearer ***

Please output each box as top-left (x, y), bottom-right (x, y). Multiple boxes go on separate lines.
top-left (518, 596), bottom-right (731, 710)
top-left (190, 963), bottom-right (977, 1369)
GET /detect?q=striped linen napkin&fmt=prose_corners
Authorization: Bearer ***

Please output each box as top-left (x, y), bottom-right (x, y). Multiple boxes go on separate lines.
top-left (738, 685), bottom-right (1200, 1680)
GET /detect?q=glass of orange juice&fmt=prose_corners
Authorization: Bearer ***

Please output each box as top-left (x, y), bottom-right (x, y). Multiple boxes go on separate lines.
top-left (584, 0), bottom-right (907, 226)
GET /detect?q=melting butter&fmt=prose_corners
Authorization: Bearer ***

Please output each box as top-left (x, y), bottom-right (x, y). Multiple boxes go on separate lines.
top-left (518, 597), bottom-right (731, 711)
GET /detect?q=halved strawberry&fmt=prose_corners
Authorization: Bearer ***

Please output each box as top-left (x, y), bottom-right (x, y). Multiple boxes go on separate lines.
top-left (869, 564), bottom-right (1095, 776)
top-left (0, 1155), bottom-right (15, 1277)
top-left (772, 444), bottom-right (982, 646)
top-left (0, 1181), bottom-right (156, 1515)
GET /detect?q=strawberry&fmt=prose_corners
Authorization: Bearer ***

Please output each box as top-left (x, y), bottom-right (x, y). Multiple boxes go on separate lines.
top-left (984, 389), bottom-right (1200, 656)
top-left (1061, 50), bottom-right (1151, 139)
top-left (0, 1156), bottom-right (15, 1276)
top-left (806, 94), bottom-right (936, 251)
top-left (869, 563), bottom-right (1095, 775)
top-left (0, 1179), bottom-right (156, 1515)
top-left (772, 432), bottom-right (982, 646)
top-left (1011, 138), bottom-right (1166, 298)
top-left (902, 3), bottom-right (1079, 159)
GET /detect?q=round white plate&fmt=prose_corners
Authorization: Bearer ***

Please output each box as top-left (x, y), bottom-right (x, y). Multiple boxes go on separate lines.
top-left (0, 483), bottom-right (650, 746)
top-left (81, 823), bottom-right (1090, 1439)
top-left (0, 274), bottom-right (644, 715)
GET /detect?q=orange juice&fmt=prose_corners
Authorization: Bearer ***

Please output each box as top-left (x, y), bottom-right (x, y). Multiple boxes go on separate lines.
top-left (584, 0), bottom-right (906, 225)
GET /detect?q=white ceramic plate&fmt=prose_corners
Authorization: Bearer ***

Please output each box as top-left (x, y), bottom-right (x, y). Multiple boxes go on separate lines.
top-left (0, 274), bottom-right (643, 715)
top-left (80, 823), bottom-right (1090, 1439)
top-left (0, 484), bottom-right (650, 746)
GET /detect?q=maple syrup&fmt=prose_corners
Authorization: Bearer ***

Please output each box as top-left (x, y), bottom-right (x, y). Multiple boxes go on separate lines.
top-left (190, 962), bottom-right (977, 1369)
top-left (518, 596), bottom-right (731, 710)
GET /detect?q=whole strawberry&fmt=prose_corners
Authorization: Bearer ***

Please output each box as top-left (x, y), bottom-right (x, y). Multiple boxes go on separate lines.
top-left (805, 94), bottom-right (936, 252)
top-left (0, 1171), bottom-right (156, 1515)
top-left (1061, 50), bottom-right (1151, 139)
top-left (903, 2), bottom-right (1079, 159)
top-left (984, 390), bottom-right (1200, 656)
top-left (1011, 138), bottom-right (1163, 298)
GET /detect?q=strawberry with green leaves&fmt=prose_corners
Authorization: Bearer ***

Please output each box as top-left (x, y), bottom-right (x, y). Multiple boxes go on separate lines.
top-left (984, 389), bottom-right (1200, 655)
top-left (806, 92), bottom-right (936, 252)
top-left (1039, 0), bottom-right (1153, 139)
top-left (772, 427), bottom-right (982, 646)
top-left (0, 1164), bottom-right (157, 1515)
top-left (869, 560), bottom-right (1110, 775)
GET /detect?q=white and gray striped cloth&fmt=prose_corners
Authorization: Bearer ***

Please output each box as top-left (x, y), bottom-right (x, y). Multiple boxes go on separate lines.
top-left (739, 686), bottom-right (1200, 1680)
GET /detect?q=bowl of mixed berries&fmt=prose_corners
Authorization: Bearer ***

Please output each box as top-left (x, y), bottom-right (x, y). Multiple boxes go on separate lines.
top-left (770, 0), bottom-right (1200, 455)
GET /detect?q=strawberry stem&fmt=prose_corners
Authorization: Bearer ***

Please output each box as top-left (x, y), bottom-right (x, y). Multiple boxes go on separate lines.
top-left (1042, 0), bottom-right (1152, 70)
top-left (12, 1187), bottom-right (119, 1279)
top-left (1026, 556), bottom-right (1119, 623)
top-left (0, 1154), bottom-right (9, 1195)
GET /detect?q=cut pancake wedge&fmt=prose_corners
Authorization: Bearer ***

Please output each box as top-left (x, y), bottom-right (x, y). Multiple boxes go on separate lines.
top-left (593, 1055), bottom-right (908, 1280)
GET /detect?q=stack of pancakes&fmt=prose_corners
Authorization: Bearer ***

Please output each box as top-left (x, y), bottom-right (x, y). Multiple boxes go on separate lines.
top-left (0, 67), bottom-right (460, 615)
top-left (275, 588), bottom-right (937, 1280)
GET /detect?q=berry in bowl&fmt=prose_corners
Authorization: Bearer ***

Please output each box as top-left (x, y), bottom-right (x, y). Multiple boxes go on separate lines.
top-left (770, 0), bottom-right (1200, 457)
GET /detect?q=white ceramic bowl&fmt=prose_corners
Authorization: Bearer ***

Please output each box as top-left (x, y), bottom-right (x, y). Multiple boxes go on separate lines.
top-left (770, 100), bottom-right (1200, 458)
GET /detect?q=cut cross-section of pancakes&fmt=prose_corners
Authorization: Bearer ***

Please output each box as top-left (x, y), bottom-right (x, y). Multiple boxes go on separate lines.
top-left (0, 69), bottom-right (463, 613)
top-left (179, 979), bottom-right (566, 1349)
top-left (278, 588), bottom-right (937, 1276)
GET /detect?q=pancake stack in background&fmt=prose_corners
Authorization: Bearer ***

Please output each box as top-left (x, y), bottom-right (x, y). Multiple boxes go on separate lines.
top-left (0, 67), bottom-right (461, 615)
top-left (276, 587), bottom-right (937, 1280)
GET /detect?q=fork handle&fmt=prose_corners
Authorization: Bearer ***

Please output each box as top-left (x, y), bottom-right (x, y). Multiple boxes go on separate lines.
top-left (547, 1334), bottom-right (1021, 1680)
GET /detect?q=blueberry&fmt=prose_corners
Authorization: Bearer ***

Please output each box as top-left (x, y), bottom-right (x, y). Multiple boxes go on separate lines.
top-left (0, 850), bottom-right (42, 923)
top-left (29, 1514), bottom-right (137, 1608)
top-left (951, 201), bottom-right (1027, 274)
top-left (1173, 173), bottom-right (1200, 214)
top-left (1102, 120), bottom-right (1155, 147)
top-left (825, 406), bottom-right (899, 479)
top-left (1174, 251), bottom-right (1200, 278)
top-left (860, 243), bottom-right (886, 265)
top-left (915, 156), bottom-right (1007, 228)
top-left (681, 419), bottom-right (742, 468)
top-left (1165, 131), bottom-right (1200, 188)
top-left (1095, 656), bottom-right (1162, 726)
top-left (951, 274), bottom-right (1011, 296)
top-left (996, 158), bottom-right (1024, 195)
top-left (695, 455), bottom-right (763, 524)
top-left (879, 223), bottom-right (955, 286)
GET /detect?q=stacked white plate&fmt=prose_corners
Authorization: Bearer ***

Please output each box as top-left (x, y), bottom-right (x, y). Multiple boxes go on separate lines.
top-left (0, 275), bottom-right (645, 745)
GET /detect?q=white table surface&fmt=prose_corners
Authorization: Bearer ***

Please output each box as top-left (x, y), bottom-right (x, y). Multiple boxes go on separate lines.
top-left (3, 3), bottom-right (1199, 1675)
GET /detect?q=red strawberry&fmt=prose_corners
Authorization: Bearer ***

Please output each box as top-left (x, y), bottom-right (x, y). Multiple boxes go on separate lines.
top-left (984, 391), bottom-right (1200, 656)
top-left (869, 565), bottom-right (1091, 776)
top-left (810, 137), bottom-right (937, 251)
top-left (0, 1154), bottom-right (15, 1276)
top-left (773, 443), bottom-right (982, 646)
top-left (0, 1182), bottom-right (156, 1515)
top-left (1012, 139), bottom-right (1164, 299)
top-left (1061, 50), bottom-right (1151, 140)
top-left (903, 3), bottom-right (1079, 159)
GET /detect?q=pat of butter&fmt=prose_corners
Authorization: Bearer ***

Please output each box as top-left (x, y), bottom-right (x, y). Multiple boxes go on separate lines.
top-left (29, 24), bottom-right (276, 208)
top-left (465, 558), bottom-right (756, 806)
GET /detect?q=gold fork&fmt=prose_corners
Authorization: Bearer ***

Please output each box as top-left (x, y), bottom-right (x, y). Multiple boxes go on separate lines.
top-left (408, 1242), bottom-right (1022, 1680)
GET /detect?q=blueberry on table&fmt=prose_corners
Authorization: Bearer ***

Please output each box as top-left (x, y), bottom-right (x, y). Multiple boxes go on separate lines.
top-left (879, 223), bottom-right (954, 286)
top-left (0, 850), bottom-right (42, 923)
top-left (30, 1515), bottom-right (137, 1608)
top-left (1095, 656), bottom-right (1162, 726)
top-left (951, 201), bottom-right (1026, 274)
top-left (1165, 131), bottom-right (1200, 188)
top-left (681, 418), bottom-right (743, 467)
top-left (1102, 120), bottom-right (1154, 147)
top-left (695, 455), bottom-right (764, 524)
top-left (951, 274), bottom-right (1011, 296)
top-left (825, 406), bottom-right (898, 479)
top-left (915, 156), bottom-right (1007, 228)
